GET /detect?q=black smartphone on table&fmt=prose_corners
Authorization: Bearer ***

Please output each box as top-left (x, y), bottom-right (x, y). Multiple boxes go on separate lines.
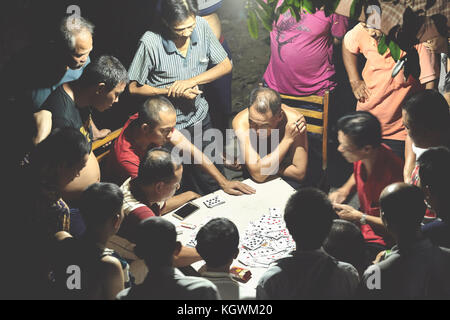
top-left (172, 202), bottom-right (200, 220)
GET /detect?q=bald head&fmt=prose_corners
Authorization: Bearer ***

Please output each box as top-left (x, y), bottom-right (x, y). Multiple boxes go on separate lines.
top-left (249, 87), bottom-right (282, 116)
top-left (380, 183), bottom-right (426, 235)
top-left (139, 96), bottom-right (176, 129)
top-left (137, 148), bottom-right (181, 186)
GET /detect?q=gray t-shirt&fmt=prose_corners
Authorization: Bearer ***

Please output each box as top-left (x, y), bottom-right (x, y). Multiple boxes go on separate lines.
top-left (361, 239), bottom-right (450, 299)
top-left (116, 267), bottom-right (221, 300)
top-left (257, 249), bottom-right (359, 300)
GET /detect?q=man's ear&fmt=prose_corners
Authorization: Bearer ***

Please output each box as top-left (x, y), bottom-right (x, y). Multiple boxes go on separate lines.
top-left (233, 248), bottom-right (239, 259)
top-left (113, 212), bottom-right (122, 231)
top-left (95, 82), bottom-right (107, 95)
top-left (173, 241), bottom-right (182, 257)
top-left (155, 181), bottom-right (165, 195)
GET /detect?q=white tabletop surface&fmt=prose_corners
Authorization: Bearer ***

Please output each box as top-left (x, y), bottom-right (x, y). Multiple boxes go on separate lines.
top-left (164, 178), bottom-right (297, 289)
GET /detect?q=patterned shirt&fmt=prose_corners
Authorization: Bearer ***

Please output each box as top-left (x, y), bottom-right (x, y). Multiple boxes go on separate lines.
top-left (128, 16), bottom-right (228, 129)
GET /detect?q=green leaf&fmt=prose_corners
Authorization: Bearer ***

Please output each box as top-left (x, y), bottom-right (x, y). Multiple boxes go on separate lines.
top-left (254, 5), bottom-right (274, 32)
top-left (350, 0), bottom-right (363, 20)
top-left (247, 10), bottom-right (259, 39)
top-left (255, 0), bottom-right (275, 19)
top-left (388, 40), bottom-right (401, 62)
top-left (302, 0), bottom-right (316, 14)
top-left (324, 0), bottom-right (340, 16)
top-left (377, 35), bottom-right (388, 55)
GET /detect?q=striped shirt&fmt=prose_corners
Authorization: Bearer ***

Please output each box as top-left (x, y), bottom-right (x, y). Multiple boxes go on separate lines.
top-left (128, 16), bottom-right (228, 129)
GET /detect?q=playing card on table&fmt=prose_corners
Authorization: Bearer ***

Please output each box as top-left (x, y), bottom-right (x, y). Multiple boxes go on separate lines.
top-left (270, 237), bottom-right (296, 252)
top-left (203, 195), bottom-right (226, 208)
top-left (241, 235), bottom-right (264, 251)
top-left (269, 207), bottom-right (282, 218)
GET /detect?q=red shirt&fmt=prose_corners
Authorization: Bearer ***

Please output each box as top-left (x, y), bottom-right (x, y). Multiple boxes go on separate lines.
top-left (107, 113), bottom-right (150, 185)
top-left (354, 144), bottom-right (404, 246)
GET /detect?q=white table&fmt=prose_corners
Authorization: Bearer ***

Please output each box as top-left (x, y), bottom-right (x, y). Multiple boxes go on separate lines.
top-left (165, 178), bottom-right (297, 289)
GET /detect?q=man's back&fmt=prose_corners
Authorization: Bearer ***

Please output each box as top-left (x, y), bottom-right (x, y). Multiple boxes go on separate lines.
top-left (361, 239), bottom-right (450, 299)
top-left (116, 268), bottom-right (220, 300)
top-left (257, 249), bottom-right (359, 300)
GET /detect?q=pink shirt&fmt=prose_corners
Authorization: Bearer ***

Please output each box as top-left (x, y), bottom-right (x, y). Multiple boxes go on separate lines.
top-left (344, 23), bottom-right (437, 141)
top-left (264, 7), bottom-right (348, 96)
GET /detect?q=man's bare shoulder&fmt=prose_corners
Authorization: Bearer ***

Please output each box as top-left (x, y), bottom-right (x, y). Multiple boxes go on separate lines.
top-left (232, 108), bottom-right (249, 130)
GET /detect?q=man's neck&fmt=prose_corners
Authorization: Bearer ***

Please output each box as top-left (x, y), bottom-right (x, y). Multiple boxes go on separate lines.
top-left (130, 180), bottom-right (158, 207)
top-left (204, 264), bottom-right (231, 274)
top-left (129, 123), bottom-right (155, 154)
top-left (361, 147), bottom-right (380, 179)
top-left (83, 230), bottom-right (110, 250)
top-left (396, 230), bottom-right (425, 251)
top-left (69, 81), bottom-right (91, 108)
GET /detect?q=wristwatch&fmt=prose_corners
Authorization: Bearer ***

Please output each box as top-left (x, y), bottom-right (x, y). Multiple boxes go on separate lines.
top-left (360, 213), bottom-right (367, 225)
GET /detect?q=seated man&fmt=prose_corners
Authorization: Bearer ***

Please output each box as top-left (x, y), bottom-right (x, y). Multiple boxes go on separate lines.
top-left (196, 218), bottom-right (256, 300)
top-left (257, 188), bottom-right (359, 300)
top-left (116, 217), bottom-right (220, 300)
top-left (329, 112), bottom-right (404, 261)
top-left (108, 96), bottom-right (255, 196)
top-left (120, 148), bottom-right (201, 267)
top-left (34, 55), bottom-right (128, 203)
top-left (323, 220), bottom-right (368, 276)
top-left (11, 128), bottom-right (90, 299)
top-left (53, 183), bottom-right (129, 300)
top-left (418, 147), bottom-right (450, 248)
top-left (232, 87), bottom-right (308, 189)
top-left (361, 183), bottom-right (450, 299)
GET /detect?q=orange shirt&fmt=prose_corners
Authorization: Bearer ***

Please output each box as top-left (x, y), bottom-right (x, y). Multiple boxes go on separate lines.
top-left (344, 23), bottom-right (437, 141)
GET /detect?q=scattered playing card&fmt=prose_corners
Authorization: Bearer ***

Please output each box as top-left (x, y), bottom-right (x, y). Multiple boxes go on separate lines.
top-left (269, 207), bottom-right (282, 218)
top-left (203, 195), bottom-right (226, 208)
top-left (242, 235), bottom-right (264, 251)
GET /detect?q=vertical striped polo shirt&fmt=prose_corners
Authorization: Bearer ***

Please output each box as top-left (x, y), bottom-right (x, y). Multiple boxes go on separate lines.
top-left (128, 16), bottom-right (228, 129)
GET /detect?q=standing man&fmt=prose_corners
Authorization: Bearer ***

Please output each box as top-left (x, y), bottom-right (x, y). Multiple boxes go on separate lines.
top-left (128, 0), bottom-right (232, 194)
top-left (343, 22), bottom-right (437, 158)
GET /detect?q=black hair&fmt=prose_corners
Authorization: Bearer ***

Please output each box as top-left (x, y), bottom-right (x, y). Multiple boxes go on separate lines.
top-left (418, 147), bottom-right (450, 219)
top-left (161, 0), bottom-right (198, 27)
top-left (30, 127), bottom-right (90, 173)
top-left (137, 96), bottom-right (176, 129)
top-left (134, 217), bottom-right (178, 268)
top-left (78, 55), bottom-right (128, 91)
top-left (323, 219), bottom-right (367, 275)
top-left (337, 111), bottom-right (382, 149)
top-left (402, 89), bottom-right (450, 133)
top-left (249, 87), bottom-right (282, 116)
top-left (79, 183), bottom-right (124, 229)
top-left (284, 188), bottom-right (336, 251)
top-left (196, 218), bottom-right (240, 268)
top-left (380, 184), bottom-right (426, 235)
top-left (136, 148), bottom-right (181, 186)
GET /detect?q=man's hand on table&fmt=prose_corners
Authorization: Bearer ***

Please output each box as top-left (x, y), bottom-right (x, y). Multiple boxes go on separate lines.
top-left (221, 180), bottom-right (256, 196)
top-left (333, 203), bottom-right (363, 223)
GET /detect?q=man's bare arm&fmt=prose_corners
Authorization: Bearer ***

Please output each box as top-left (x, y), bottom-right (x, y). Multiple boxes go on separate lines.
top-left (171, 130), bottom-right (255, 195)
top-left (404, 135), bottom-right (416, 183)
top-left (33, 110), bottom-right (52, 145)
top-left (278, 130), bottom-right (308, 182)
top-left (342, 44), bottom-right (370, 103)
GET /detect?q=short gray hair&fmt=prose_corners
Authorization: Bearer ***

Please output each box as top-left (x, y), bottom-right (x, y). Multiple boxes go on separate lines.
top-left (60, 15), bottom-right (95, 52)
top-left (138, 96), bottom-right (176, 129)
top-left (249, 87), bottom-right (282, 116)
